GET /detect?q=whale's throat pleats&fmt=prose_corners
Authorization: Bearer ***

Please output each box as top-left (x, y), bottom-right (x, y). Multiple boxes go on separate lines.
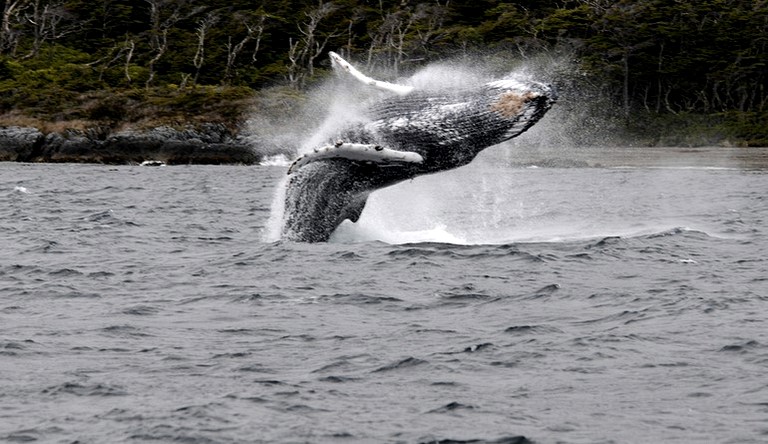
top-left (281, 160), bottom-right (414, 242)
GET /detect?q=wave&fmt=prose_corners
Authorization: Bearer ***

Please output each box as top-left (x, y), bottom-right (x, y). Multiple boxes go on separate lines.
top-left (330, 221), bottom-right (468, 244)
top-left (330, 222), bottom-right (716, 246)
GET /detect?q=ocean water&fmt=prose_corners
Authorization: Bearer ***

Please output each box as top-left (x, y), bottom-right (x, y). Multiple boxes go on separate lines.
top-left (1, 147), bottom-right (767, 443)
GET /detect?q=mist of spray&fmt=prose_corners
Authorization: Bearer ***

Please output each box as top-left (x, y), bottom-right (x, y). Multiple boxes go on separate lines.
top-left (258, 50), bottom-right (628, 244)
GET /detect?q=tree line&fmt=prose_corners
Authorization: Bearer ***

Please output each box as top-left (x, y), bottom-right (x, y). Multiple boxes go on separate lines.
top-left (0, 0), bottom-right (765, 120)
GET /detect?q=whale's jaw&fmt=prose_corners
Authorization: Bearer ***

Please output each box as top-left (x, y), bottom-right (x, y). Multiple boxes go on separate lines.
top-left (279, 54), bottom-right (556, 243)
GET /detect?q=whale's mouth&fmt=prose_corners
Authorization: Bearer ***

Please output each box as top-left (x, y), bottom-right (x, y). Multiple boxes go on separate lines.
top-left (490, 91), bottom-right (539, 117)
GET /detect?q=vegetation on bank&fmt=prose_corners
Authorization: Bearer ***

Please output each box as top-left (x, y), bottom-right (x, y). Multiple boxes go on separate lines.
top-left (0, 0), bottom-right (765, 146)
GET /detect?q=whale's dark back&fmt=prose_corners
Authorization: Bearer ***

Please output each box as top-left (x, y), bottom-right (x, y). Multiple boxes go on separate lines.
top-left (368, 82), bottom-right (556, 170)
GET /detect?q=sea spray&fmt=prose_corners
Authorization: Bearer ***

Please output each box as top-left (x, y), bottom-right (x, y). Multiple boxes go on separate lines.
top-left (263, 51), bottom-right (619, 243)
top-left (262, 174), bottom-right (289, 242)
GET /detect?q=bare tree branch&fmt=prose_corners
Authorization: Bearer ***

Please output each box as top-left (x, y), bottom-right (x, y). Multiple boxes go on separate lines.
top-left (193, 12), bottom-right (219, 86)
top-left (286, 1), bottom-right (340, 89)
top-left (224, 13), bottom-right (265, 85)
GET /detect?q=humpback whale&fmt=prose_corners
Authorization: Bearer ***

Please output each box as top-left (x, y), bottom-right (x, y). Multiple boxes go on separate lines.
top-left (281, 52), bottom-right (557, 242)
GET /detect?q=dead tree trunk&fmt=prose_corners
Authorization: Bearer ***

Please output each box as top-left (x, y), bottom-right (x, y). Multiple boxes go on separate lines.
top-left (223, 14), bottom-right (264, 85)
top-left (193, 12), bottom-right (218, 86)
top-left (145, 27), bottom-right (168, 89)
top-left (22, 0), bottom-right (78, 59)
top-left (286, 1), bottom-right (339, 89)
top-left (124, 37), bottom-right (135, 83)
top-left (144, 0), bottom-right (201, 89)
top-left (1, 0), bottom-right (30, 55)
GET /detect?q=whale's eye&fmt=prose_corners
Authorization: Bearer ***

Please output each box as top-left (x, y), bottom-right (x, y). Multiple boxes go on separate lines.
top-left (490, 91), bottom-right (537, 117)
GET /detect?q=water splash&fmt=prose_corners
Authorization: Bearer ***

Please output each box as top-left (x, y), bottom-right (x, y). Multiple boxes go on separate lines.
top-left (329, 159), bottom-right (725, 245)
top-left (262, 51), bottom-right (627, 244)
top-left (297, 88), bottom-right (372, 155)
top-left (404, 62), bottom-right (488, 91)
top-left (259, 154), bottom-right (292, 167)
top-left (331, 221), bottom-right (467, 244)
top-left (262, 175), bottom-right (289, 242)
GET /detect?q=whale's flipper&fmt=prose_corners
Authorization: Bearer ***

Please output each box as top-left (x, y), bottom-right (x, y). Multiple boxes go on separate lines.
top-left (329, 51), bottom-right (415, 96)
top-left (287, 143), bottom-right (424, 175)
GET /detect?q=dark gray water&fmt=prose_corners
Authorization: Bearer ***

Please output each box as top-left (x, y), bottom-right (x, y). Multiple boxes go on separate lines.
top-left (1, 147), bottom-right (767, 443)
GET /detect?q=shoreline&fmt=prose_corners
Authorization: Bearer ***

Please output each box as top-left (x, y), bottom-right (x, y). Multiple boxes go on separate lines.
top-left (1, 104), bottom-right (765, 166)
top-left (1, 84), bottom-right (764, 166)
top-left (0, 124), bottom-right (262, 165)
top-left (501, 145), bottom-right (768, 170)
top-left (4, 129), bottom-right (767, 170)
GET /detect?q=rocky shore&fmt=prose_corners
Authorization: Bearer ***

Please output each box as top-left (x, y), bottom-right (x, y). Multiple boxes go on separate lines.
top-left (0, 124), bottom-right (262, 165)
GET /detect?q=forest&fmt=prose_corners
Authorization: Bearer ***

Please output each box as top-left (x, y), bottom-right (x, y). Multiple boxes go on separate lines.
top-left (0, 0), bottom-right (766, 145)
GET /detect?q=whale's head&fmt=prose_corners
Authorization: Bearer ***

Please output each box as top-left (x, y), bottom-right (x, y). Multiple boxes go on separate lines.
top-left (483, 78), bottom-right (558, 137)
top-left (365, 77), bottom-right (557, 171)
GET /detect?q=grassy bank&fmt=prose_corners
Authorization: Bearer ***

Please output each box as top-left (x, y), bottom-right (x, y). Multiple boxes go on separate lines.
top-left (0, 76), bottom-right (764, 148)
top-left (0, 50), bottom-right (309, 136)
top-left (0, 84), bottom-right (258, 134)
top-left (626, 111), bottom-right (768, 147)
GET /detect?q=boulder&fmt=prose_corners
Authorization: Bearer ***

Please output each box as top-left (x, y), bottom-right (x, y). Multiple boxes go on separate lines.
top-left (0, 127), bottom-right (45, 161)
top-left (0, 124), bottom-right (260, 164)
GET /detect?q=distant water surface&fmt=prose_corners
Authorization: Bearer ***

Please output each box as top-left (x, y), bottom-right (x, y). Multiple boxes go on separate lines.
top-left (1, 147), bottom-right (767, 443)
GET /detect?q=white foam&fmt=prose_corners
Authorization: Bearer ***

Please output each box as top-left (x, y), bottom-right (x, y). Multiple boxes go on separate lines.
top-left (261, 175), bottom-right (289, 242)
top-left (406, 63), bottom-right (488, 91)
top-left (263, 53), bottom-right (619, 243)
top-left (259, 154), bottom-right (292, 167)
top-left (330, 220), bottom-right (467, 245)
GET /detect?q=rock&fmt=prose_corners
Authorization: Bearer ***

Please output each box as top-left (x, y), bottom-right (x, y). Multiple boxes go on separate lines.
top-left (43, 131), bottom-right (100, 163)
top-left (0, 124), bottom-right (261, 164)
top-left (0, 126), bottom-right (45, 161)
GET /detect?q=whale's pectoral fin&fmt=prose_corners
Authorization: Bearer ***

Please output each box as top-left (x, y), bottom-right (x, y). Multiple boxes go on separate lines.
top-left (287, 143), bottom-right (424, 175)
top-left (329, 51), bottom-right (415, 96)
top-left (282, 162), bottom-right (385, 242)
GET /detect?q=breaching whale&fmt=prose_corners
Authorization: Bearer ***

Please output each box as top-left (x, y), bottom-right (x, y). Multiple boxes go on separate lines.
top-left (281, 52), bottom-right (557, 242)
